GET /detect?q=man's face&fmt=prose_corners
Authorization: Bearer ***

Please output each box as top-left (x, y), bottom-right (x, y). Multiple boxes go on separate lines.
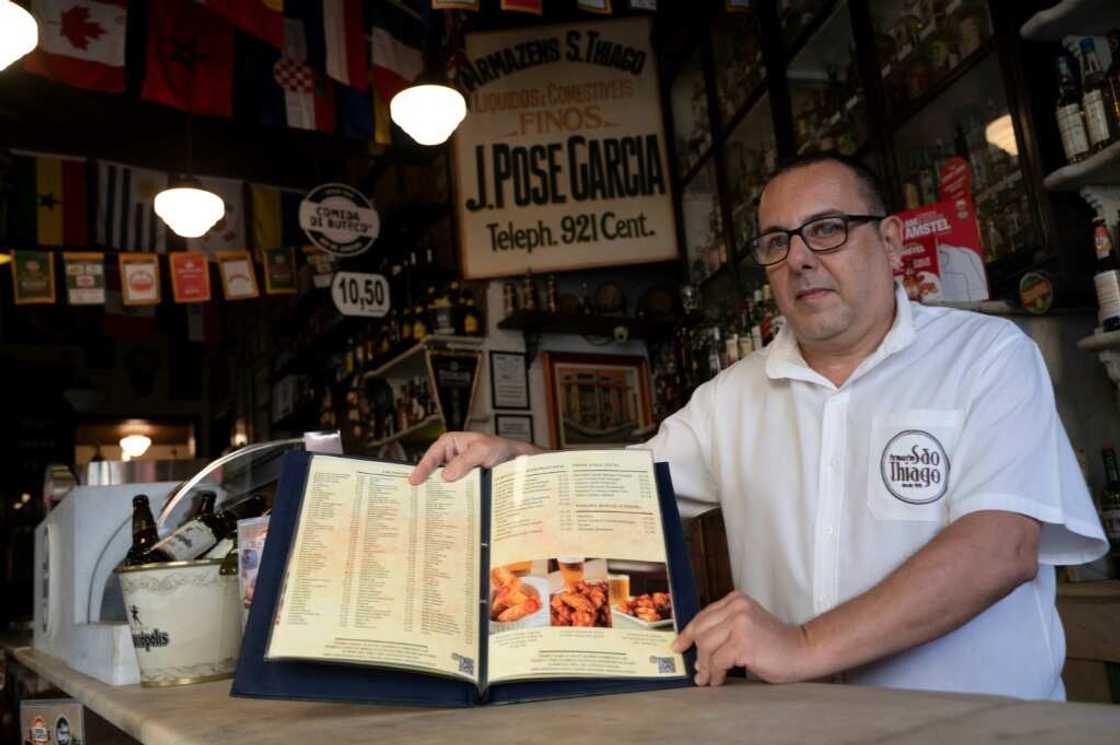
top-left (758, 162), bottom-right (900, 350)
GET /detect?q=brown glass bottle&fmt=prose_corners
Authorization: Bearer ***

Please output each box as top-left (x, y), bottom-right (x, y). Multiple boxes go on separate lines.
top-left (142, 493), bottom-right (267, 563)
top-left (124, 494), bottom-right (160, 566)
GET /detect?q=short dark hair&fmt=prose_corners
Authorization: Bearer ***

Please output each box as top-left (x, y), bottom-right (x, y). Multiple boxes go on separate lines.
top-left (760, 151), bottom-right (887, 216)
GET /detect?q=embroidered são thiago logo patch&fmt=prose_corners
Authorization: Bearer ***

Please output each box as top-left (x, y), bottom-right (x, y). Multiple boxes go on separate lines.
top-left (880, 430), bottom-right (950, 505)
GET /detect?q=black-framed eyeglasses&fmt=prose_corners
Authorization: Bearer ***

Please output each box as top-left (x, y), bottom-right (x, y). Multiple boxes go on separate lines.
top-left (749, 214), bottom-right (886, 267)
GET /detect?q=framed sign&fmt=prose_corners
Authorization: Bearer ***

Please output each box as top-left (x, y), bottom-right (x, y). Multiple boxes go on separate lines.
top-left (169, 251), bottom-right (211, 303)
top-left (11, 250), bottom-right (56, 305)
top-left (217, 251), bottom-right (260, 300)
top-left (541, 351), bottom-right (652, 450)
top-left (489, 350), bottom-right (530, 410)
top-left (495, 413), bottom-right (534, 444)
top-left (119, 253), bottom-right (161, 306)
top-left (452, 18), bottom-right (678, 279)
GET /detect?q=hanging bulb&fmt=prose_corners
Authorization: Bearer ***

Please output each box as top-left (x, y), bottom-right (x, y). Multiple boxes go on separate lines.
top-left (0, 0), bottom-right (38, 72)
top-left (391, 83), bottom-right (467, 146)
top-left (154, 177), bottom-right (225, 238)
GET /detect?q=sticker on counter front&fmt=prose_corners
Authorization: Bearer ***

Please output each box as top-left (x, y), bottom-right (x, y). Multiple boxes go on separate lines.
top-left (119, 253), bottom-right (161, 305)
top-left (217, 250), bottom-right (259, 300)
top-left (63, 252), bottom-right (105, 305)
top-left (170, 251), bottom-right (211, 303)
top-left (298, 183), bottom-right (379, 258)
top-left (262, 246), bottom-right (298, 294)
top-left (11, 250), bottom-right (56, 305)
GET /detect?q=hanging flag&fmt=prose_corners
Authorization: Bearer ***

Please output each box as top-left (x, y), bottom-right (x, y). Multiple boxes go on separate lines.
top-left (501, 0), bottom-right (542, 14)
top-left (141, 0), bottom-right (235, 117)
top-left (262, 246), bottom-right (298, 294)
top-left (338, 83), bottom-right (374, 140)
top-left (119, 253), bottom-right (161, 305)
top-left (63, 251), bottom-right (106, 305)
top-left (187, 176), bottom-right (246, 256)
top-left (432, 1), bottom-right (479, 9)
top-left (577, 0), bottom-right (612, 12)
top-left (11, 251), bottom-right (57, 305)
top-left (217, 250), bottom-right (260, 300)
top-left (198, 0), bottom-right (284, 48)
top-left (169, 251), bottom-right (212, 302)
top-left (6, 152), bottom-right (88, 248)
top-left (369, 3), bottom-right (424, 104)
top-left (96, 161), bottom-right (168, 252)
top-left (284, 0), bottom-right (367, 89)
top-left (23, 0), bottom-right (127, 92)
top-left (249, 184), bottom-right (304, 252)
top-left (239, 23), bottom-right (337, 133)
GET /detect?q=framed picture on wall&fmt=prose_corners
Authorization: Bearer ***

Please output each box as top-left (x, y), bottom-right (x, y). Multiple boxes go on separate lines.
top-left (494, 413), bottom-right (534, 444)
top-left (541, 352), bottom-right (654, 450)
top-left (489, 350), bottom-right (530, 410)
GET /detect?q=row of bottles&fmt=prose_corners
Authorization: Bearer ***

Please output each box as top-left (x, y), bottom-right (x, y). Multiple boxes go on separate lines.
top-left (1090, 214), bottom-right (1120, 332)
top-left (363, 376), bottom-right (440, 444)
top-left (123, 491), bottom-right (268, 567)
top-left (793, 54), bottom-right (866, 156)
top-left (1055, 32), bottom-right (1120, 165)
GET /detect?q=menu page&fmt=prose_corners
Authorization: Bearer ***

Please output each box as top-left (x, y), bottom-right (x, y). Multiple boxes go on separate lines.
top-left (486, 450), bottom-right (684, 684)
top-left (267, 455), bottom-right (481, 684)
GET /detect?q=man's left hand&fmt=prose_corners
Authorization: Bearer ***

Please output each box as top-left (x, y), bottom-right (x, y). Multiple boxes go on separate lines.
top-left (671, 590), bottom-right (818, 686)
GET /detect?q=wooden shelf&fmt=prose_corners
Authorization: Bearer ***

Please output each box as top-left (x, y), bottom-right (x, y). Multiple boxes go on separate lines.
top-left (362, 335), bottom-right (484, 381)
top-left (1078, 329), bottom-right (1120, 353)
top-left (1043, 140), bottom-right (1120, 191)
top-left (497, 311), bottom-right (673, 340)
top-left (1021, 0), bottom-right (1120, 42)
top-left (364, 414), bottom-right (444, 450)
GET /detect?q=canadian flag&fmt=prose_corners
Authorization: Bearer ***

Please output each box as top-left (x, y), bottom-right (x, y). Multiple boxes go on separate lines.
top-left (23, 0), bottom-right (127, 93)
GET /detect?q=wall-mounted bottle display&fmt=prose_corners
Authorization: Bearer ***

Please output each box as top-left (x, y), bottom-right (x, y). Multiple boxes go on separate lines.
top-left (713, 8), bottom-right (766, 125)
top-left (671, 48), bottom-right (712, 177)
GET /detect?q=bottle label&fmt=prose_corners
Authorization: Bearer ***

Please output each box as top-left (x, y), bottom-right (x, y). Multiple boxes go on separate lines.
top-left (1057, 104), bottom-right (1090, 160)
top-left (1095, 226), bottom-right (1114, 260)
top-left (1101, 507), bottom-right (1120, 541)
top-left (1084, 90), bottom-right (1111, 147)
top-left (151, 521), bottom-right (218, 561)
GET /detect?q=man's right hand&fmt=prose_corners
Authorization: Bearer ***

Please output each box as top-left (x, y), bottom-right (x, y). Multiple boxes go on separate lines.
top-left (408, 432), bottom-right (542, 485)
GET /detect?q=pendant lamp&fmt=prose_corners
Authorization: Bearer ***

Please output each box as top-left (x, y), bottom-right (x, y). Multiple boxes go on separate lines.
top-left (391, 78), bottom-right (467, 146)
top-left (154, 177), bottom-right (225, 238)
top-left (0, 0), bottom-right (38, 71)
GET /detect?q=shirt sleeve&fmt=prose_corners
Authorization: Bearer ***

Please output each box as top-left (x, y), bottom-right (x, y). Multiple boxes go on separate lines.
top-left (629, 376), bottom-right (720, 505)
top-left (949, 332), bottom-right (1108, 566)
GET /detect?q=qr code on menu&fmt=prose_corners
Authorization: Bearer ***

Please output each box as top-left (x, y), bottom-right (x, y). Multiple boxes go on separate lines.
top-left (651, 656), bottom-right (676, 674)
top-left (455, 654), bottom-right (475, 676)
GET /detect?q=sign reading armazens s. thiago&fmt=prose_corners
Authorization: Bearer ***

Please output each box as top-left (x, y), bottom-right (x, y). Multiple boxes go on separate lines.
top-left (453, 18), bottom-right (677, 279)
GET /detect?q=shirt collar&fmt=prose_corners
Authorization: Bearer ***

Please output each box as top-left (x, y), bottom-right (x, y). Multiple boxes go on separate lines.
top-left (765, 282), bottom-right (916, 389)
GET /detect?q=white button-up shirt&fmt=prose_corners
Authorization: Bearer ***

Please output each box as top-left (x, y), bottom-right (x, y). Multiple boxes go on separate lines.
top-left (642, 284), bottom-right (1108, 699)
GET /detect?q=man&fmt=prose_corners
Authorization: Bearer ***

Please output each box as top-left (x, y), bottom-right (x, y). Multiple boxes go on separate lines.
top-left (410, 153), bottom-right (1108, 699)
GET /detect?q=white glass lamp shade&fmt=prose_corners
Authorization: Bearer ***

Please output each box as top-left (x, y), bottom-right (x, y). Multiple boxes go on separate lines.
top-left (390, 84), bottom-right (467, 146)
top-left (985, 114), bottom-right (1019, 157)
top-left (154, 184), bottom-right (225, 238)
top-left (0, 0), bottom-right (39, 71)
top-left (119, 434), bottom-right (152, 459)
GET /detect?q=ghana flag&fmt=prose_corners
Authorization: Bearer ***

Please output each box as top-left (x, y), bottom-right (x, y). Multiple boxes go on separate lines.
top-left (6, 152), bottom-right (89, 248)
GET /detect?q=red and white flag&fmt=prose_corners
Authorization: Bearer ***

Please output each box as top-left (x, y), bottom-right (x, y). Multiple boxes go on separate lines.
top-left (322, 0), bottom-right (368, 89)
top-left (199, 0), bottom-right (284, 48)
top-left (24, 0), bottom-right (127, 92)
top-left (370, 11), bottom-right (423, 103)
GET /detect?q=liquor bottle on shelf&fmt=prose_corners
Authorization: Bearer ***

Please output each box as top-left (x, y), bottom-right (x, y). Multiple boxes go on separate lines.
top-left (430, 285), bottom-right (454, 336)
top-left (1079, 38), bottom-right (1114, 152)
top-left (140, 494), bottom-right (267, 563)
top-left (1093, 217), bottom-right (1120, 331)
top-left (449, 281), bottom-right (464, 334)
top-left (1055, 54), bottom-right (1091, 165)
top-left (1098, 445), bottom-right (1120, 573)
top-left (412, 304), bottom-right (429, 341)
top-left (462, 291), bottom-right (482, 336)
top-left (1094, 218), bottom-right (1118, 271)
top-left (123, 494), bottom-right (160, 566)
top-left (545, 274), bottom-right (559, 313)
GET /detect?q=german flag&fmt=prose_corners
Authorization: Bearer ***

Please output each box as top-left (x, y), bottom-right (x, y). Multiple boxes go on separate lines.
top-left (7, 153), bottom-right (88, 248)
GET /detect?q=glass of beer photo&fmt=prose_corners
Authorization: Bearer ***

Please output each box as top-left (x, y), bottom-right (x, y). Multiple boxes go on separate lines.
top-left (608, 573), bottom-right (630, 609)
top-left (557, 557), bottom-right (584, 588)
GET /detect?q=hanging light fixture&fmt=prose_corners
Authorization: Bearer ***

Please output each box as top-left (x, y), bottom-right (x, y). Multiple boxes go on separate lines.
top-left (119, 433), bottom-right (152, 460)
top-left (391, 81), bottom-right (467, 146)
top-left (0, 0), bottom-right (38, 72)
top-left (155, 176), bottom-right (225, 238)
top-left (985, 114), bottom-right (1019, 157)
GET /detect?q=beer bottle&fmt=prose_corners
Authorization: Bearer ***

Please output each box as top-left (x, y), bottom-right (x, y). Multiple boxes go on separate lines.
top-left (124, 494), bottom-right (160, 566)
top-left (142, 493), bottom-right (267, 563)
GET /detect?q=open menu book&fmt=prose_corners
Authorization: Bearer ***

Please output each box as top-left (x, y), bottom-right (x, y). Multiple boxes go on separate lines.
top-left (232, 449), bottom-right (698, 707)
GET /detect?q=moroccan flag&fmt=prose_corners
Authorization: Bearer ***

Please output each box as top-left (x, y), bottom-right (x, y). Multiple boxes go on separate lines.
top-left (283, 0), bottom-right (367, 89)
top-left (249, 184), bottom-right (304, 252)
top-left (501, 0), bottom-right (542, 13)
top-left (7, 153), bottom-right (88, 248)
top-left (370, 3), bottom-right (424, 104)
top-left (24, 0), bottom-right (127, 92)
top-left (198, 0), bottom-right (284, 48)
top-left (141, 0), bottom-right (235, 117)
top-left (96, 161), bottom-right (167, 252)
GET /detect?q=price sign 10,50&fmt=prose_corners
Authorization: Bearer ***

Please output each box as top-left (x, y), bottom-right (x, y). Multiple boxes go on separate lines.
top-left (331, 271), bottom-right (389, 318)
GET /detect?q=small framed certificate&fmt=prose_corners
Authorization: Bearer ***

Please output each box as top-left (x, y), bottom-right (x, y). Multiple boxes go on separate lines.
top-left (495, 413), bottom-right (534, 444)
top-left (490, 350), bottom-right (530, 410)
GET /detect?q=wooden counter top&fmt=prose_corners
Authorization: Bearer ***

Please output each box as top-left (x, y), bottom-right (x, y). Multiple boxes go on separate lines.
top-left (11, 646), bottom-right (1120, 745)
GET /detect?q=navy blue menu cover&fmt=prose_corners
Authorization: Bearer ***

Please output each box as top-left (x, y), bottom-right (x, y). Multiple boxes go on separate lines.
top-left (231, 451), bottom-right (699, 707)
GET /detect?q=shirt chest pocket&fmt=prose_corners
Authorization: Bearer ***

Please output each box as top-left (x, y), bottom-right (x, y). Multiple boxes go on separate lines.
top-left (866, 409), bottom-right (964, 522)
